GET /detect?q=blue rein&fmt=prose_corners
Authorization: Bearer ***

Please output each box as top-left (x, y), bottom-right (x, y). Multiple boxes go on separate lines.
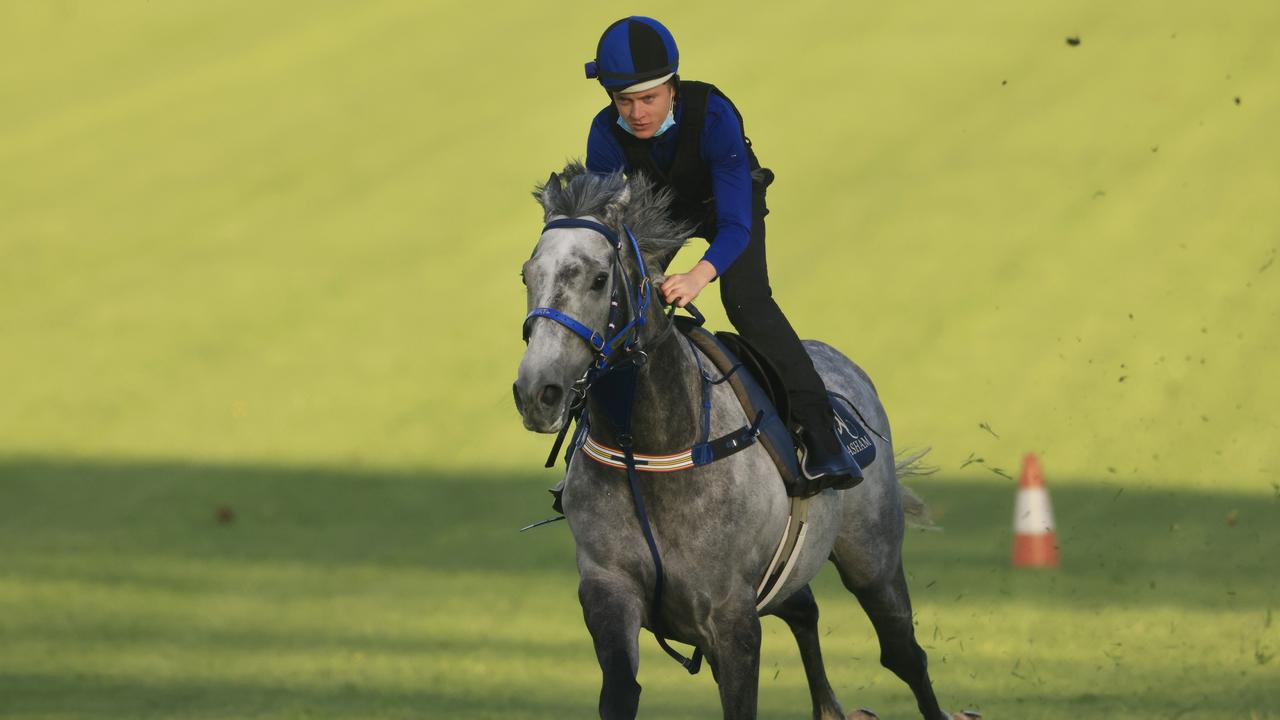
top-left (522, 216), bottom-right (704, 675)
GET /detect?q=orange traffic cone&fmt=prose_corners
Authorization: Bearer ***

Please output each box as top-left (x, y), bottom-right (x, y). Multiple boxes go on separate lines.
top-left (1012, 453), bottom-right (1059, 568)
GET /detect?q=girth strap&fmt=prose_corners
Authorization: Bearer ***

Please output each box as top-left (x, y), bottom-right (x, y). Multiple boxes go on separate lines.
top-left (754, 495), bottom-right (811, 611)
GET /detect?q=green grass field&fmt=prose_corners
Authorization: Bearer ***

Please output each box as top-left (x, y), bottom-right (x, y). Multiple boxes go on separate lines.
top-left (1, 461), bottom-right (1276, 718)
top-left (1, 1), bottom-right (1278, 717)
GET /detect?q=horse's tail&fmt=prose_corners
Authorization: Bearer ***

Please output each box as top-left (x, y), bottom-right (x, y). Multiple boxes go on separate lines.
top-left (895, 448), bottom-right (941, 531)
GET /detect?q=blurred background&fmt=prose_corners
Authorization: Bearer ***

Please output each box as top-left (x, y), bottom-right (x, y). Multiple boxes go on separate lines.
top-left (1, 1), bottom-right (1276, 718)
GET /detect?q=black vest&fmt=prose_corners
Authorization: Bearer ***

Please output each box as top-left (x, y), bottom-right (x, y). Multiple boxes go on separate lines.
top-left (608, 80), bottom-right (767, 228)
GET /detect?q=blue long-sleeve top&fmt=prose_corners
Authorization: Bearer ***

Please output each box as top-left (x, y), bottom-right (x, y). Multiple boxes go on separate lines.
top-left (586, 92), bottom-right (753, 276)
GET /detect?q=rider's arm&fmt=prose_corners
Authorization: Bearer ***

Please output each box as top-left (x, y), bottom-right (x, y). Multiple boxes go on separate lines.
top-left (699, 94), bottom-right (753, 276)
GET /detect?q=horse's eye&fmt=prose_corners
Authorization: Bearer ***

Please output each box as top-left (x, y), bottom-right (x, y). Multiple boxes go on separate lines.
top-left (591, 272), bottom-right (609, 291)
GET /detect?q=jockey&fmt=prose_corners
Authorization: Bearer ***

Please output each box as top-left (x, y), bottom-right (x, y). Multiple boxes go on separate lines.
top-left (583, 16), bottom-right (860, 495)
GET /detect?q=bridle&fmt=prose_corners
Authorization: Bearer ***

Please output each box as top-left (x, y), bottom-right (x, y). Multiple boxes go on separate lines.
top-left (522, 215), bottom-right (684, 455)
top-left (522, 216), bottom-right (654, 372)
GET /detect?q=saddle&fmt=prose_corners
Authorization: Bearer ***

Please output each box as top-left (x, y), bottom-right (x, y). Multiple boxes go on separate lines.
top-left (673, 317), bottom-right (802, 489)
top-left (674, 318), bottom-right (878, 492)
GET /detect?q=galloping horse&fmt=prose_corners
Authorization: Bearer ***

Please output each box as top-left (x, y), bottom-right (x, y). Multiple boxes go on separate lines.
top-left (514, 162), bottom-right (973, 720)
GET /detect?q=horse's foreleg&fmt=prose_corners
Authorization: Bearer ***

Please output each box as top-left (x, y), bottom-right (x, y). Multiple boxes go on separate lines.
top-left (769, 585), bottom-right (846, 720)
top-left (703, 602), bottom-right (762, 720)
top-left (579, 575), bottom-right (643, 720)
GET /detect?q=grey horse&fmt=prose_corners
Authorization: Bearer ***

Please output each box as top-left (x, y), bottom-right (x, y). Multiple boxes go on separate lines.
top-left (514, 163), bottom-right (973, 720)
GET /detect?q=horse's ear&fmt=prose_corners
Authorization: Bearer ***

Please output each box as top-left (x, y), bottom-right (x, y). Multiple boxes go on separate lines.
top-left (603, 183), bottom-right (631, 226)
top-left (536, 172), bottom-right (561, 221)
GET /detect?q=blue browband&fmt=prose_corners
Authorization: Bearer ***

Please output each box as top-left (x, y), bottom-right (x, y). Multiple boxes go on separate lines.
top-left (522, 217), bottom-right (651, 368)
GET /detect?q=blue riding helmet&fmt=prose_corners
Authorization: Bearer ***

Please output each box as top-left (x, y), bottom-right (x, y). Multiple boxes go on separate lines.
top-left (585, 16), bottom-right (679, 91)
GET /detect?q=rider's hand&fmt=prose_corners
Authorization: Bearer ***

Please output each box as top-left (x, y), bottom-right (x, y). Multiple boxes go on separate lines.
top-left (660, 260), bottom-right (717, 308)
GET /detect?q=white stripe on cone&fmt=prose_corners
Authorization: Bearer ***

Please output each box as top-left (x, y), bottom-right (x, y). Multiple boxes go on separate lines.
top-left (1014, 487), bottom-right (1056, 534)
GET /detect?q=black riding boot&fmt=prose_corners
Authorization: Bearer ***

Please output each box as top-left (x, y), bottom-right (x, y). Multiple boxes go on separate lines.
top-left (793, 403), bottom-right (862, 497)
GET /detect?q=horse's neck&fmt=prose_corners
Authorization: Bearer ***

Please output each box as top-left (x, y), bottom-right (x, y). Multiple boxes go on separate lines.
top-left (586, 322), bottom-right (701, 454)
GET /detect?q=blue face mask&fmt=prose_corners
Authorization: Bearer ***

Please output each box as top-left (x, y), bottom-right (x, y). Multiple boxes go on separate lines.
top-left (617, 108), bottom-right (676, 138)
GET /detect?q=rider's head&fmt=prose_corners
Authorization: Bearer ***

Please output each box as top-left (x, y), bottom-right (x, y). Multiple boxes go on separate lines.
top-left (585, 17), bottom-right (680, 140)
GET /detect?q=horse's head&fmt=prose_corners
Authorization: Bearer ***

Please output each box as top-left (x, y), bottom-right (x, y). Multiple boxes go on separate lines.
top-left (514, 164), bottom-right (689, 433)
top-left (514, 211), bottom-right (622, 432)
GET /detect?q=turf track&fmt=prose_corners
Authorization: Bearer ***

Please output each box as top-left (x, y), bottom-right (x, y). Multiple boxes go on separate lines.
top-left (1, 1), bottom-right (1277, 717)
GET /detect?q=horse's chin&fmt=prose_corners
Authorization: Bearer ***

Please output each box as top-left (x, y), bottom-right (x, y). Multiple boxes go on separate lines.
top-left (522, 408), bottom-right (567, 434)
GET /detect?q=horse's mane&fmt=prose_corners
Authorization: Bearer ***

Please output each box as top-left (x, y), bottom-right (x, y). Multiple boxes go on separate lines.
top-left (532, 161), bottom-right (693, 269)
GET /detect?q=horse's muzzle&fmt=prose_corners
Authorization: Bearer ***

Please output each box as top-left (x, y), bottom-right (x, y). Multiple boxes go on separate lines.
top-left (513, 375), bottom-right (567, 433)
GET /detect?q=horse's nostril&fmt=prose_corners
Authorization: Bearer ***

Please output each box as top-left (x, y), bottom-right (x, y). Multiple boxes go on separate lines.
top-left (538, 384), bottom-right (563, 408)
top-left (513, 382), bottom-right (525, 413)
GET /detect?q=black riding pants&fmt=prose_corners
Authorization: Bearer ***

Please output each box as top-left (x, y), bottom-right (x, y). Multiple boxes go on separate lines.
top-left (697, 182), bottom-right (831, 429)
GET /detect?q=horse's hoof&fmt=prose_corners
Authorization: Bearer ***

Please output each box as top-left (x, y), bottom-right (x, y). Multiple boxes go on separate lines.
top-left (950, 712), bottom-right (982, 719)
top-left (847, 710), bottom-right (880, 720)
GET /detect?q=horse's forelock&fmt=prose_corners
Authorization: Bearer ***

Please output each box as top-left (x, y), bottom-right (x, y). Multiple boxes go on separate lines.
top-left (533, 161), bottom-right (692, 271)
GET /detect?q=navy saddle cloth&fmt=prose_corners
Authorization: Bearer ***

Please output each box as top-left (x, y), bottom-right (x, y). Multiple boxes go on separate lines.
top-left (831, 392), bottom-right (877, 471)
